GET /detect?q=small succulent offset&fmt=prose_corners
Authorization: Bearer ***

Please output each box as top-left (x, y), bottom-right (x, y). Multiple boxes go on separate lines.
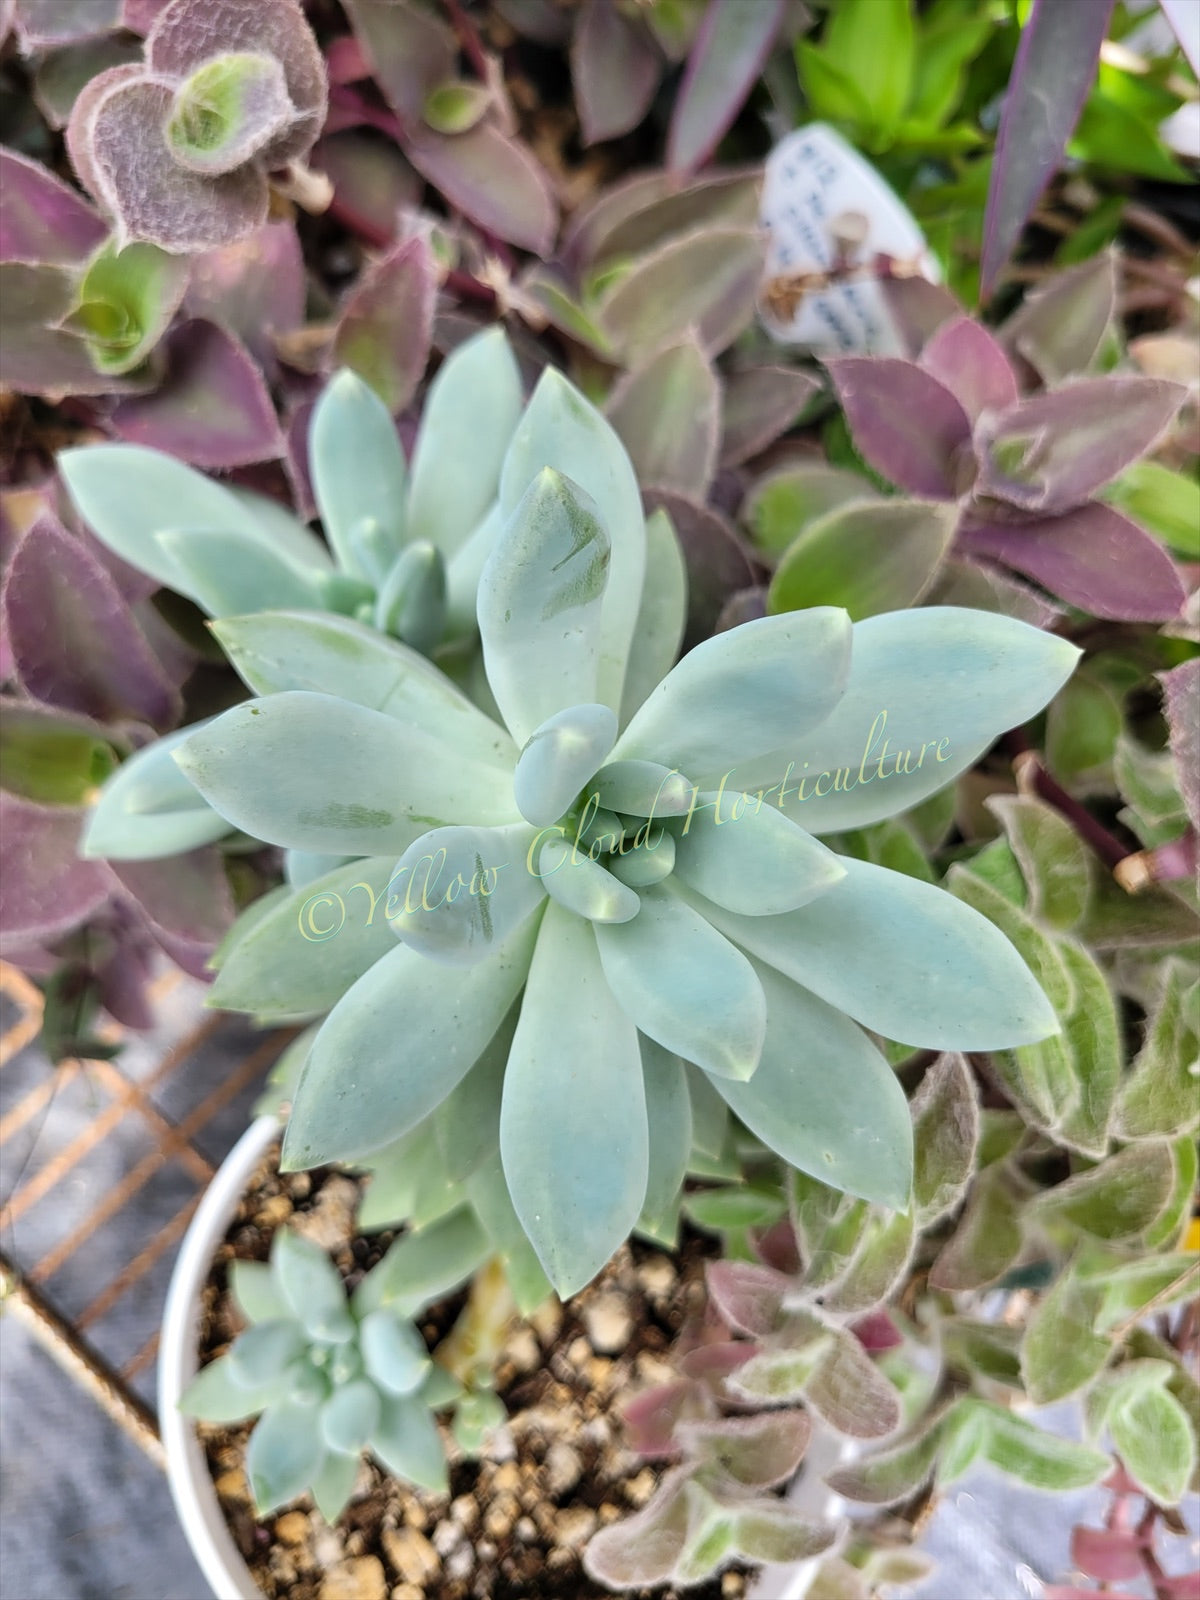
top-left (179, 1228), bottom-right (454, 1521)
top-left (65, 0), bottom-right (327, 253)
top-left (169, 364), bottom-right (1079, 1299)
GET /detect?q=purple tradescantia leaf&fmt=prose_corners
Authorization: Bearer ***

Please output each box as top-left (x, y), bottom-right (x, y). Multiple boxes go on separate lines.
top-left (184, 220), bottom-right (305, 373)
top-left (3, 515), bottom-right (180, 725)
top-left (121, 0), bottom-right (171, 34)
top-left (1159, 660), bottom-right (1200, 831)
top-left (677, 1411), bottom-right (811, 1487)
top-left (110, 847), bottom-right (234, 950)
top-left (315, 132), bottom-right (422, 247)
top-left (980, 0), bottom-right (1116, 297)
top-left (598, 227), bottom-right (765, 365)
top-left (825, 357), bottom-right (973, 500)
top-left (879, 275), bottom-right (964, 358)
top-left (678, 1341), bottom-right (754, 1388)
top-left (562, 165), bottom-right (760, 270)
top-left (332, 235), bottom-right (437, 414)
top-left (623, 1382), bottom-right (705, 1457)
top-left (606, 336), bottom-right (721, 495)
top-left (643, 488), bottom-right (758, 644)
top-left (1001, 252), bottom-right (1116, 385)
top-left (720, 366), bottom-right (820, 466)
top-left (960, 504), bottom-right (1187, 622)
top-left (0, 149), bottom-right (108, 266)
top-left (14, 0), bottom-right (122, 50)
top-left (33, 37), bottom-right (144, 131)
top-left (65, 61), bottom-right (144, 208)
top-left (0, 262), bottom-right (155, 397)
top-left (919, 318), bottom-right (1019, 423)
top-left (404, 124), bottom-right (557, 256)
top-left (110, 318), bottom-right (284, 467)
top-left (283, 397), bottom-right (318, 520)
top-left (343, 0), bottom-right (457, 124)
top-left (977, 379), bottom-right (1186, 515)
top-left (0, 795), bottom-right (110, 950)
top-left (573, 0), bottom-right (661, 146)
top-left (667, 0), bottom-right (787, 174)
top-left (705, 1259), bottom-right (789, 1337)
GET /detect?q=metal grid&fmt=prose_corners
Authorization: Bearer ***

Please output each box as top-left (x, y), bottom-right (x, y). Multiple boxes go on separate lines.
top-left (0, 960), bottom-right (288, 1467)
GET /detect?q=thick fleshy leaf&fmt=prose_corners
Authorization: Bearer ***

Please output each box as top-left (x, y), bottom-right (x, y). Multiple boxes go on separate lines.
top-left (597, 227), bottom-right (764, 365)
top-left (387, 822), bottom-right (546, 964)
top-left (667, 0), bottom-right (786, 172)
top-left (723, 608), bottom-right (1080, 834)
top-left (285, 916), bottom-right (537, 1168)
top-left (433, 1010), bottom-right (512, 1183)
top-left (370, 1394), bottom-right (448, 1491)
top-left (359, 1310), bottom-right (429, 1397)
top-left (619, 508), bottom-right (687, 726)
top-left (714, 958), bottom-right (912, 1208)
top-left (1001, 252), bottom-right (1116, 384)
top-left (479, 470), bottom-right (611, 745)
top-left (355, 1205), bottom-right (490, 1316)
top-left (210, 612), bottom-right (515, 770)
top-left (0, 796), bottom-right (110, 948)
top-left (407, 327), bottom-right (523, 559)
top-left (644, 490), bottom-right (757, 646)
top-left (573, 0), bottom-right (660, 145)
top-left (606, 338), bottom-right (721, 496)
top-left (825, 358), bottom-right (972, 500)
top-left (309, 367), bottom-right (408, 578)
top-left (501, 904), bottom-right (647, 1296)
top-left (228, 1319), bottom-right (308, 1388)
top-left (321, 1379), bottom-right (381, 1455)
top-left (374, 539), bottom-right (446, 652)
top-left (978, 380), bottom-right (1185, 515)
top-left (4, 516), bottom-right (178, 727)
top-left (175, 692), bottom-right (517, 854)
top-left (513, 703), bottom-right (617, 828)
top-left (405, 123), bottom-right (557, 255)
top-left (673, 797), bottom-right (845, 916)
top-left (595, 885), bottom-right (766, 1080)
top-left (615, 609), bottom-right (852, 777)
top-left (768, 498), bottom-right (957, 621)
top-left (157, 527), bottom-right (323, 617)
top-left (961, 505), bottom-right (1186, 623)
top-left (308, 1448), bottom-right (358, 1524)
top-left (980, 0), bottom-right (1115, 297)
top-left (246, 1399), bottom-right (325, 1512)
top-left (639, 1038), bottom-right (692, 1234)
top-left (271, 1229), bottom-right (351, 1341)
top-left (538, 836), bottom-right (641, 923)
top-left (0, 149), bottom-right (108, 265)
top-left (179, 1352), bottom-right (282, 1424)
top-left (81, 726), bottom-right (232, 860)
top-left (499, 367), bottom-right (645, 716)
top-left (229, 1259), bottom-right (288, 1325)
top-left (696, 857), bottom-right (1059, 1049)
top-left (332, 235), bottom-right (437, 415)
top-left (919, 318), bottom-right (1019, 422)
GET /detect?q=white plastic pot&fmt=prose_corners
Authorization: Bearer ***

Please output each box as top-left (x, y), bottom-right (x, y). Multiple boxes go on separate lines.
top-left (160, 1114), bottom-right (279, 1600)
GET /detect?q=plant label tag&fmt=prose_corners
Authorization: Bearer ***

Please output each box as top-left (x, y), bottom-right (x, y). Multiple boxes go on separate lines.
top-left (760, 123), bottom-right (941, 356)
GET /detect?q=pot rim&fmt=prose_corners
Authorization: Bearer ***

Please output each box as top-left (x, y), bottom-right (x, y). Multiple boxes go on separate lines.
top-left (159, 1113), bottom-right (280, 1600)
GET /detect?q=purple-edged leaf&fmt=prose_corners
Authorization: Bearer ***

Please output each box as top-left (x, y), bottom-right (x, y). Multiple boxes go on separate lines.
top-left (931, 554), bottom-right (1064, 631)
top-left (1001, 252), bottom-right (1116, 384)
top-left (825, 357), bottom-right (972, 500)
top-left (315, 132), bottom-right (421, 246)
top-left (720, 367), bottom-right (820, 466)
top-left (343, 0), bottom-right (457, 124)
top-left (643, 489), bottom-right (758, 644)
top-left (1161, 0), bottom-right (1200, 74)
top-left (667, 0), bottom-right (787, 173)
top-left (573, 0), bottom-right (661, 146)
top-left (164, 52), bottom-right (294, 178)
top-left (980, 0), bottom-right (1116, 297)
top-left (185, 220), bottom-right (305, 373)
top-left (767, 497), bottom-right (957, 621)
top-left (879, 276), bottom-right (963, 357)
top-left (110, 848), bottom-right (233, 949)
top-left (960, 505), bottom-right (1187, 623)
top-left (34, 37), bottom-right (144, 131)
top-left (0, 149), bottom-right (107, 266)
top-left (919, 318), bottom-right (1019, 422)
top-left (65, 61), bottom-right (144, 208)
top-left (677, 1411), bottom-right (811, 1488)
top-left (14, 0), bottom-right (121, 49)
top-left (705, 1260), bottom-right (789, 1337)
top-left (1071, 1527), bottom-right (1144, 1584)
top-left (121, 0), bottom-right (170, 33)
top-left (404, 124), bottom-right (557, 256)
top-left (678, 1341), bottom-right (754, 1390)
top-left (0, 795), bottom-right (110, 949)
top-left (62, 237), bottom-right (190, 377)
top-left (110, 318), bottom-right (284, 468)
top-left (0, 262), bottom-right (154, 398)
top-left (583, 1470), bottom-right (690, 1589)
top-left (598, 226), bottom-right (764, 364)
top-left (332, 235), bottom-right (437, 414)
top-left (606, 337), bottom-right (721, 495)
top-left (978, 379), bottom-right (1186, 514)
top-left (623, 1381), bottom-right (707, 1457)
top-left (147, 0), bottom-right (326, 169)
top-left (1160, 660), bottom-right (1200, 830)
top-left (4, 516), bottom-right (180, 726)
top-left (563, 166), bottom-right (761, 271)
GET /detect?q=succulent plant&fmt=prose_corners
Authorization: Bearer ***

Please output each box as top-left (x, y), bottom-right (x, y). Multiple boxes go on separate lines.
top-left (158, 361), bottom-right (1079, 1302)
top-left (180, 1227), bottom-right (457, 1520)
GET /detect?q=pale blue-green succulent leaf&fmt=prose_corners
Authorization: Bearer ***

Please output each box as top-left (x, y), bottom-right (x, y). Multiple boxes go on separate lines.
top-left (537, 837), bottom-right (641, 924)
top-left (443, 499), bottom-right (503, 637)
top-left (309, 1449), bottom-right (359, 1524)
top-left (374, 540), bottom-right (446, 654)
top-left (500, 903), bottom-right (648, 1297)
top-left (407, 327), bottom-right (523, 558)
top-left (434, 1007), bottom-right (514, 1182)
top-left (272, 1231), bottom-right (353, 1342)
top-left (359, 1310), bottom-right (431, 1396)
top-left (513, 703), bottom-right (618, 827)
top-left (284, 850), bottom-right (353, 888)
top-left (209, 857), bottom-right (400, 1016)
top-left (228, 1320), bottom-right (308, 1388)
top-left (354, 1208), bottom-right (491, 1318)
top-left (229, 1260), bottom-right (289, 1326)
top-left (175, 692), bottom-right (518, 856)
top-left (387, 822), bottom-right (545, 964)
top-left (155, 529), bottom-right (325, 618)
top-left (640, 1039), bottom-right (692, 1234)
top-left (309, 367), bottom-right (408, 577)
top-left (609, 828), bottom-right (677, 889)
top-left (614, 610), bottom-right (853, 776)
top-left (594, 884), bottom-right (766, 1080)
top-left (714, 959), bottom-right (913, 1209)
top-left (464, 1156), bottom-right (554, 1316)
top-left (211, 612), bottom-right (516, 769)
top-left (321, 1380), bottom-right (382, 1455)
top-left (591, 760), bottom-right (695, 816)
top-left (228, 487), bottom-right (334, 572)
top-left (180, 1353), bottom-right (282, 1423)
top-left (285, 915), bottom-right (539, 1168)
top-left (370, 1394), bottom-right (448, 1491)
top-left (673, 799), bottom-right (846, 916)
top-left (499, 366), bottom-right (646, 714)
top-left (685, 1063), bottom-right (730, 1159)
top-left (479, 469), bottom-right (611, 745)
top-left (621, 507), bottom-right (688, 726)
top-left (246, 1399), bottom-right (326, 1513)
top-left (694, 858), bottom-right (1060, 1049)
top-left (723, 609), bottom-right (1082, 835)
top-left (81, 726), bottom-right (232, 860)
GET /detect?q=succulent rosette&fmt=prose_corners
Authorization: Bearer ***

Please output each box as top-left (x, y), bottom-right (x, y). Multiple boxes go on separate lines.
top-left (172, 370), bottom-right (1079, 1296)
